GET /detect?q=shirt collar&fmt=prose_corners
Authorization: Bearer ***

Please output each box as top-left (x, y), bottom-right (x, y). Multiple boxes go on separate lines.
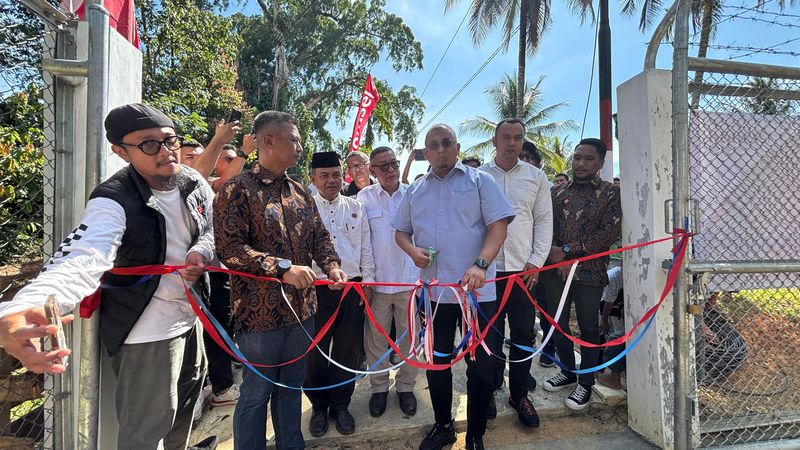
top-left (565, 174), bottom-right (603, 190)
top-left (253, 162), bottom-right (286, 185)
top-left (315, 192), bottom-right (341, 206)
top-left (378, 182), bottom-right (404, 197)
top-left (425, 161), bottom-right (468, 181)
top-left (487, 157), bottom-right (523, 173)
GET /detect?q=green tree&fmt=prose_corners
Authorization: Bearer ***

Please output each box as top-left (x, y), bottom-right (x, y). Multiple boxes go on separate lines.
top-left (235, 0), bottom-right (425, 167)
top-left (137, 0), bottom-right (250, 140)
top-left (445, 0), bottom-right (593, 118)
top-left (743, 77), bottom-right (793, 115)
top-left (460, 73), bottom-right (578, 165)
top-left (0, 85), bottom-right (45, 265)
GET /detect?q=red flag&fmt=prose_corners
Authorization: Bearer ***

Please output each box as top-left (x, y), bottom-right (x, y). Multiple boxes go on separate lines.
top-left (349, 74), bottom-right (380, 153)
top-left (67, 0), bottom-right (140, 48)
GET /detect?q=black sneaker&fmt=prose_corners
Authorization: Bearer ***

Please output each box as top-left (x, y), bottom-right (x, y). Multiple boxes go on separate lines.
top-left (543, 372), bottom-right (577, 392)
top-left (509, 396), bottom-right (540, 427)
top-left (487, 394), bottom-right (497, 420)
top-left (538, 353), bottom-right (555, 368)
top-left (309, 409), bottom-right (328, 437)
top-left (419, 420), bottom-right (456, 450)
top-left (565, 383), bottom-right (592, 411)
top-left (465, 434), bottom-right (485, 450)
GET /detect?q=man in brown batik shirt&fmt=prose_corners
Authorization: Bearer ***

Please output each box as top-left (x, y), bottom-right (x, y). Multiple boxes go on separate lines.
top-left (214, 110), bottom-right (347, 450)
top-left (540, 137), bottom-right (622, 412)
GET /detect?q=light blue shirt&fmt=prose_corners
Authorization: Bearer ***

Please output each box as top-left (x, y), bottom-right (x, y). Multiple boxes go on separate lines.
top-left (392, 162), bottom-right (515, 303)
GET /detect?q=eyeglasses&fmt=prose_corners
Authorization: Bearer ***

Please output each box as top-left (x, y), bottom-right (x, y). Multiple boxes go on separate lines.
top-left (426, 138), bottom-right (455, 151)
top-left (374, 160), bottom-right (401, 172)
top-left (348, 163), bottom-right (369, 172)
top-left (117, 136), bottom-right (183, 156)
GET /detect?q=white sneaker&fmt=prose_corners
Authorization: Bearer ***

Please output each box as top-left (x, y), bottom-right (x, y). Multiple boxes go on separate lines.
top-left (565, 384), bottom-right (592, 411)
top-left (209, 384), bottom-right (240, 407)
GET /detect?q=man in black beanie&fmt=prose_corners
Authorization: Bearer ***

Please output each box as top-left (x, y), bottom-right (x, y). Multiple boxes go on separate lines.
top-left (0, 103), bottom-right (216, 450)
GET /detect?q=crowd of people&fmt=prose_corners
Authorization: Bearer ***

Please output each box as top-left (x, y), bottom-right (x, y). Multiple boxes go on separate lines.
top-left (0, 103), bottom-right (623, 450)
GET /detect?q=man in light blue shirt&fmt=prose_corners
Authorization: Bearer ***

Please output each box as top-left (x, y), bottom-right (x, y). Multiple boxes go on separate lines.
top-left (392, 124), bottom-right (514, 450)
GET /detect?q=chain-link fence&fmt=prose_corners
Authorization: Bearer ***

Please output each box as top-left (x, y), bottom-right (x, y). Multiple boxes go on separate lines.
top-left (0, 0), bottom-right (58, 448)
top-left (687, 70), bottom-right (800, 447)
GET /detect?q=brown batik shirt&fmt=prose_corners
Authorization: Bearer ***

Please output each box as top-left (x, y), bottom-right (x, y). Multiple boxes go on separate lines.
top-left (214, 163), bottom-right (341, 334)
top-left (551, 175), bottom-right (622, 287)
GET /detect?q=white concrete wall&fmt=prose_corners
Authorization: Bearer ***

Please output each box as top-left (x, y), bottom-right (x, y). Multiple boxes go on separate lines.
top-left (617, 69), bottom-right (677, 449)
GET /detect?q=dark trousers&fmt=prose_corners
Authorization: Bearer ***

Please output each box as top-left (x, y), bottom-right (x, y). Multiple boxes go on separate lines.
top-left (203, 272), bottom-right (234, 394)
top-left (493, 271), bottom-right (536, 400)
top-left (540, 270), bottom-right (604, 386)
top-left (304, 285), bottom-right (365, 411)
top-left (234, 318), bottom-right (312, 450)
top-left (602, 332), bottom-right (627, 373)
top-left (428, 301), bottom-right (498, 438)
top-left (535, 281), bottom-right (557, 358)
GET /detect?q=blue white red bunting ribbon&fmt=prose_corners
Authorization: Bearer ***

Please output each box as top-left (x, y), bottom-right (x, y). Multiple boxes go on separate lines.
top-left (95, 231), bottom-right (690, 389)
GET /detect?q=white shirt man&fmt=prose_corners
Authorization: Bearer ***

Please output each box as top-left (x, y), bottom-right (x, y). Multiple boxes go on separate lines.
top-left (478, 120), bottom-right (553, 428)
top-left (356, 146), bottom-right (419, 418)
top-left (305, 151), bottom-right (375, 437)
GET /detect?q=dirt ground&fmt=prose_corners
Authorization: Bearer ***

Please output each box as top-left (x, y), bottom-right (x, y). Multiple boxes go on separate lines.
top-left (308, 404), bottom-right (632, 449)
top-left (698, 307), bottom-right (800, 420)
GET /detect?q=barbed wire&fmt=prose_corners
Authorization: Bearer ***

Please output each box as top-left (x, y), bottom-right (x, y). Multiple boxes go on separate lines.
top-left (718, 13), bottom-right (800, 29)
top-left (726, 3), bottom-right (800, 18)
top-left (716, 37), bottom-right (800, 59)
top-left (658, 37), bottom-right (800, 59)
top-left (690, 0), bottom-right (778, 39)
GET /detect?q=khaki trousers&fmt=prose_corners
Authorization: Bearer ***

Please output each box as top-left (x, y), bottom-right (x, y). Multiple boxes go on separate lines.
top-left (363, 290), bottom-right (418, 393)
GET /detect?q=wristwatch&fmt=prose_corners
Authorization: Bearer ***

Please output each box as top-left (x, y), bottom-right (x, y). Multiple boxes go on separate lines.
top-left (561, 244), bottom-right (572, 255)
top-left (236, 149), bottom-right (249, 159)
top-left (276, 259), bottom-right (292, 279)
top-left (473, 258), bottom-right (489, 270)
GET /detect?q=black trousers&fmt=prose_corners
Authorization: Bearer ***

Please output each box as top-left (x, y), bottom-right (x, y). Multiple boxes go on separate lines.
top-left (493, 271), bottom-right (537, 400)
top-left (203, 271), bottom-right (234, 394)
top-left (535, 281), bottom-right (557, 358)
top-left (427, 301), bottom-right (498, 438)
top-left (304, 285), bottom-right (365, 411)
top-left (540, 270), bottom-right (604, 386)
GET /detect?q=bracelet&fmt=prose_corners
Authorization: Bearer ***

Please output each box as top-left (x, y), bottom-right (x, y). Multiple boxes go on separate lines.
top-left (236, 149), bottom-right (249, 159)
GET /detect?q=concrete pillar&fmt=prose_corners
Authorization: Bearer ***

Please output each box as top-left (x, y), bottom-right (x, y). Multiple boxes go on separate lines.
top-left (617, 69), bottom-right (679, 449)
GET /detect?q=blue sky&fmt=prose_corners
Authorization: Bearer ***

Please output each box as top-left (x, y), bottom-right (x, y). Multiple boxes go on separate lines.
top-left (228, 0), bottom-right (799, 178)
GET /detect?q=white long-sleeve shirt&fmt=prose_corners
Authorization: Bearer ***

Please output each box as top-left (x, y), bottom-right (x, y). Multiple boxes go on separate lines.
top-left (480, 159), bottom-right (553, 271)
top-left (312, 193), bottom-right (376, 283)
top-left (357, 183), bottom-right (419, 294)
top-left (0, 180), bottom-right (215, 344)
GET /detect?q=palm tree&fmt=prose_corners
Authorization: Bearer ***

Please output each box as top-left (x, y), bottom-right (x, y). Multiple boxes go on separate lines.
top-left (459, 73), bottom-right (579, 166)
top-left (445, 0), bottom-right (593, 118)
top-left (743, 77), bottom-right (792, 115)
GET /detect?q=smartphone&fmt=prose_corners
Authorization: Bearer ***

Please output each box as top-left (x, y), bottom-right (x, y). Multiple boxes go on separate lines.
top-left (226, 108), bottom-right (242, 124)
top-left (44, 294), bottom-right (68, 367)
top-left (414, 148), bottom-right (425, 161)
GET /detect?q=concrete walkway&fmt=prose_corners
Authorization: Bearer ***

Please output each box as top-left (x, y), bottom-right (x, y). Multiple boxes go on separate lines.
top-left (191, 353), bottom-right (631, 450)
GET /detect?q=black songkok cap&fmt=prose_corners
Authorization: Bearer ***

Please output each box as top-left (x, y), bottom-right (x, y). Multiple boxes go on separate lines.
top-left (104, 103), bottom-right (175, 143)
top-left (311, 151), bottom-right (342, 169)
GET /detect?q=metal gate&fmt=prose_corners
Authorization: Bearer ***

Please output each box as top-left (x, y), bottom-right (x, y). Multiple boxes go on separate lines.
top-left (685, 58), bottom-right (800, 447)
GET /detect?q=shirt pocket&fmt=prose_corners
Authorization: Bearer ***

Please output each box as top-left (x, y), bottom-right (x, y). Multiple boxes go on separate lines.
top-left (451, 187), bottom-right (479, 206)
top-left (365, 206), bottom-right (385, 233)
